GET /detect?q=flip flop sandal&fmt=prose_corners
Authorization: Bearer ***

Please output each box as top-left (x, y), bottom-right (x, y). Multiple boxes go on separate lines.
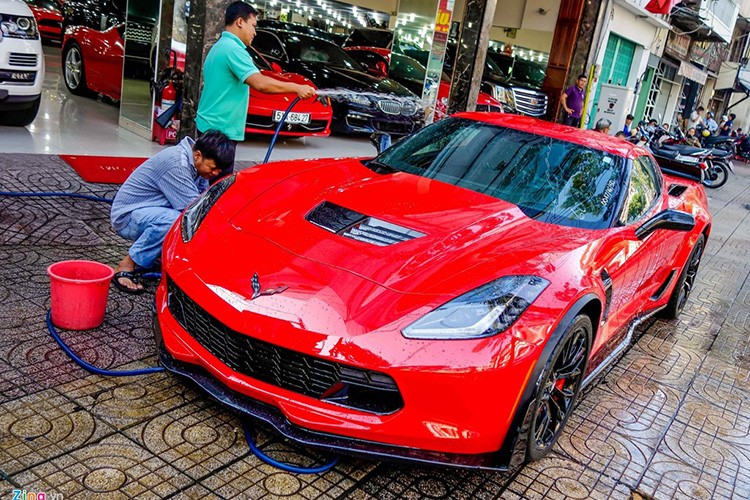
top-left (112, 271), bottom-right (145, 294)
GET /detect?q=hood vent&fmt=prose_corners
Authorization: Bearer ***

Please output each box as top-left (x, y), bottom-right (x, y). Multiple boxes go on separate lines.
top-left (306, 201), bottom-right (425, 246)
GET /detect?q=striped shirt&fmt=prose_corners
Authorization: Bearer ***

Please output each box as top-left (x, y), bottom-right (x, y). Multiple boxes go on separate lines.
top-left (110, 137), bottom-right (208, 232)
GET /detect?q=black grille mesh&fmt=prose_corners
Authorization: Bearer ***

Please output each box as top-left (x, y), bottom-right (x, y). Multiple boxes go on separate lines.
top-left (167, 278), bottom-right (341, 398)
top-left (166, 277), bottom-right (403, 416)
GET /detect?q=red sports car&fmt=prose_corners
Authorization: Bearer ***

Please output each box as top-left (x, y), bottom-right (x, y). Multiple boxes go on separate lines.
top-left (154, 114), bottom-right (711, 469)
top-left (23, 0), bottom-right (63, 43)
top-left (61, 28), bottom-right (331, 137)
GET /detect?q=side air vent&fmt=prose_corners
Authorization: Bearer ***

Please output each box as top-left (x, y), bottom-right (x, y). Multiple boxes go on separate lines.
top-left (306, 201), bottom-right (425, 246)
top-left (668, 184), bottom-right (688, 197)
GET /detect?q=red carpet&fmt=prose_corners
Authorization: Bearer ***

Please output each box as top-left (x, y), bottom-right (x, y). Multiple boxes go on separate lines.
top-left (60, 155), bottom-right (147, 184)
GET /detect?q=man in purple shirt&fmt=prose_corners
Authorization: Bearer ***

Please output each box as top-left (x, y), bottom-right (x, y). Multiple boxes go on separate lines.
top-left (561, 74), bottom-right (588, 128)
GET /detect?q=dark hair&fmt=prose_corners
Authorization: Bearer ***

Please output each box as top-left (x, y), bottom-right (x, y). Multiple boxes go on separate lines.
top-left (697, 106), bottom-right (704, 111)
top-left (730, 113), bottom-right (737, 120)
top-left (578, 74), bottom-right (587, 80)
top-left (194, 130), bottom-right (235, 171)
top-left (225, 1), bottom-right (258, 26)
top-left (626, 114), bottom-right (634, 120)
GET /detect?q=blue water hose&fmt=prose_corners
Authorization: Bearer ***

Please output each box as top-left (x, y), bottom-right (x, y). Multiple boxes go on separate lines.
top-left (262, 97), bottom-right (301, 164)
top-left (242, 421), bottom-right (339, 474)
top-left (46, 310), bottom-right (165, 376)
top-left (0, 190), bottom-right (113, 203)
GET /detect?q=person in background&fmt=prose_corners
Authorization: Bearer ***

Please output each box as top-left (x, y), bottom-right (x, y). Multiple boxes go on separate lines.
top-left (705, 111), bottom-right (718, 134)
top-left (614, 131), bottom-right (627, 139)
top-left (623, 114), bottom-right (634, 136)
top-left (719, 113), bottom-right (736, 136)
top-left (560, 74), bottom-right (588, 128)
top-left (662, 123), bottom-right (670, 132)
top-left (687, 106), bottom-right (705, 131)
top-left (731, 127), bottom-right (742, 138)
top-left (196, 1), bottom-right (316, 180)
top-left (685, 127), bottom-right (702, 147)
top-left (594, 118), bottom-right (611, 134)
top-left (110, 131), bottom-right (235, 293)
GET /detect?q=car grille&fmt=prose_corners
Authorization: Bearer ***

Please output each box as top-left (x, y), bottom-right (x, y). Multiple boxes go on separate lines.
top-left (167, 277), bottom-right (404, 413)
top-left (377, 100), bottom-right (401, 115)
top-left (126, 26), bottom-right (153, 44)
top-left (373, 120), bottom-right (415, 135)
top-left (38, 19), bottom-right (63, 28)
top-left (8, 53), bottom-right (37, 67)
top-left (306, 201), bottom-right (425, 245)
top-left (512, 88), bottom-right (547, 117)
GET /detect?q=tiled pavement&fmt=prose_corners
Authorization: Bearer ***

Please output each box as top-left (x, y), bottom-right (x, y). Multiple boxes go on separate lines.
top-left (0, 152), bottom-right (748, 499)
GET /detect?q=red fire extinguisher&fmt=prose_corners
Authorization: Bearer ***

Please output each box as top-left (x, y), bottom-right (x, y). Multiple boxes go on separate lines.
top-left (159, 81), bottom-right (177, 118)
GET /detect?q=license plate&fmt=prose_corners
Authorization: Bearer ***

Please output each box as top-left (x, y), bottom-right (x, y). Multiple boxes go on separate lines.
top-left (273, 110), bottom-right (310, 124)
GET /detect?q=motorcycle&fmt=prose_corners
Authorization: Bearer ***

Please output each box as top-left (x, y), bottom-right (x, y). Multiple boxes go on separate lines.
top-left (735, 134), bottom-right (750, 162)
top-left (641, 127), bottom-right (731, 189)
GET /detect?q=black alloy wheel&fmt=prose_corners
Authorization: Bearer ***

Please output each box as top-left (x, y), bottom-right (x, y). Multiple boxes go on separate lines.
top-left (527, 315), bottom-right (591, 461)
top-left (662, 234), bottom-right (705, 319)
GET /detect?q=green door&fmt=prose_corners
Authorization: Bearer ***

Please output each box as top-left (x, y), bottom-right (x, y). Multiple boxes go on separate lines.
top-left (592, 34), bottom-right (637, 120)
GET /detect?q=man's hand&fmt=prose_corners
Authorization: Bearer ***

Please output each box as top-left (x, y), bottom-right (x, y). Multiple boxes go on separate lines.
top-left (296, 85), bottom-right (316, 99)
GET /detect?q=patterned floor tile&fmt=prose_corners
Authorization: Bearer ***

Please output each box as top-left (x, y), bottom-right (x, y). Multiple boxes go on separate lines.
top-left (53, 371), bottom-right (195, 431)
top-left (505, 455), bottom-right (633, 499)
top-left (123, 399), bottom-right (250, 481)
top-left (638, 451), bottom-right (748, 500)
top-left (0, 433), bottom-right (193, 499)
top-left (0, 389), bottom-right (115, 475)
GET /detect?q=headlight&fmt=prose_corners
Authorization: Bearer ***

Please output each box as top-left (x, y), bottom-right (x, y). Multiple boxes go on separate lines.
top-left (402, 275), bottom-right (549, 339)
top-left (181, 175), bottom-right (235, 242)
top-left (492, 85), bottom-right (515, 108)
top-left (1, 16), bottom-right (39, 39)
top-left (348, 93), bottom-right (371, 107)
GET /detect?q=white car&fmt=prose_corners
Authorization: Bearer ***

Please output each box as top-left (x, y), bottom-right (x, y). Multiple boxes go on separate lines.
top-left (0, 0), bottom-right (44, 126)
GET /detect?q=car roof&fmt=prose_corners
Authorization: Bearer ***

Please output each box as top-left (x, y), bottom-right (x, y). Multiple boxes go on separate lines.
top-left (454, 113), bottom-right (646, 159)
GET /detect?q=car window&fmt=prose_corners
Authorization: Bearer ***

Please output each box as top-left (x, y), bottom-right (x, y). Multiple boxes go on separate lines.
top-left (286, 34), bottom-right (363, 70)
top-left (621, 156), bottom-right (662, 225)
top-left (344, 29), bottom-right (392, 48)
top-left (376, 118), bottom-right (627, 230)
top-left (247, 47), bottom-right (272, 71)
top-left (348, 50), bottom-right (384, 66)
top-left (253, 31), bottom-right (285, 60)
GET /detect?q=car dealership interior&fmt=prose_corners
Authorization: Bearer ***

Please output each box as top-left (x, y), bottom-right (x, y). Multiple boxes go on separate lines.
top-left (2, 0), bottom-right (750, 498)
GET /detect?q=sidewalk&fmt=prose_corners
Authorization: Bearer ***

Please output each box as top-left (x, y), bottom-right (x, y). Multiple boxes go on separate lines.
top-left (0, 154), bottom-right (748, 499)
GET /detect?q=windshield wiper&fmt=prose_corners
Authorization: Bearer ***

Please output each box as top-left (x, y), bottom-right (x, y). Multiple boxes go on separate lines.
top-left (363, 159), bottom-right (397, 174)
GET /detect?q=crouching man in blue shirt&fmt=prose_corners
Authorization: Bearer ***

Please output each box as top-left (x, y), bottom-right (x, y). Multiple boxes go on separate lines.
top-left (110, 131), bottom-right (234, 293)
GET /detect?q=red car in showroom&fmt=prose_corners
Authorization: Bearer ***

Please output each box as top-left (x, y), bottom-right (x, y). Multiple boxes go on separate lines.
top-left (61, 29), bottom-right (332, 137)
top-left (154, 114), bottom-right (711, 469)
top-left (23, 0), bottom-right (63, 43)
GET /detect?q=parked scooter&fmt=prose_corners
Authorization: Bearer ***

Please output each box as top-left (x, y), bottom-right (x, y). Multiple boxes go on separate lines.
top-left (641, 126), bottom-right (731, 189)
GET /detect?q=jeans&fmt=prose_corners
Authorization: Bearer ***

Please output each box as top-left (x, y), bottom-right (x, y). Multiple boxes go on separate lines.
top-left (117, 206), bottom-right (181, 269)
top-left (563, 113), bottom-right (581, 128)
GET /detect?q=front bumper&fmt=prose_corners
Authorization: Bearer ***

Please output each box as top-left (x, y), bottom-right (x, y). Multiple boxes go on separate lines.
top-left (156, 331), bottom-right (509, 470)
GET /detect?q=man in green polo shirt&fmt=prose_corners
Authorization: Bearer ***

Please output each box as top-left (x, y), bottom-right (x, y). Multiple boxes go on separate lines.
top-left (196, 1), bottom-right (316, 178)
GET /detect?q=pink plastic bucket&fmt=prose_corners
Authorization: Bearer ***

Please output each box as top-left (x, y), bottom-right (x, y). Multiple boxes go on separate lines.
top-left (47, 260), bottom-right (114, 330)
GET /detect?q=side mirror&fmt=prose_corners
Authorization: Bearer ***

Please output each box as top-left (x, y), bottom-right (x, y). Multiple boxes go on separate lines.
top-left (635, 209), bottom-right (695, 240)
top-left (369, 132), bottom-right (392, 153)
top-left (270, 62), bottom-right (283, 73)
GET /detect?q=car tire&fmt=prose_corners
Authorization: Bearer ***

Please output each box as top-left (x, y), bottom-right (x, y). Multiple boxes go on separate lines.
top-left (63, 43), bottom-right (91, 96)
top-left (661, 234), bottom-right (705, 320)
top-left (526, 314), bottom-right (591, 462)
top-left (0, 97), bottom-right (41, 127)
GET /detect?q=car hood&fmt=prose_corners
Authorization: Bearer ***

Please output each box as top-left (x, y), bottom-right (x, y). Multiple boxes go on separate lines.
top-left (222, 159), bottom-right (593, 295)
top-left (1, 0), bottom-right (34, 15)
top-left (292, 61), bottom-right (414, 96)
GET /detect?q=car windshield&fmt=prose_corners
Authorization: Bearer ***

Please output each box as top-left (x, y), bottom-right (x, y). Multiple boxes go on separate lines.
top-left (286, 34), bottom-right (363, 70)
top-left (375, 118), bottom-right (626, 229)
top-left (24, 0), bottom-right (61, 9)
top-left (391, 54), bottom-right (450, 82)
top-left (345, 29), bottom-right (392, 48)
top-left (513, 58), bottom-right (546, 86)
top-left (247, 47), bottom-right (272, 71)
